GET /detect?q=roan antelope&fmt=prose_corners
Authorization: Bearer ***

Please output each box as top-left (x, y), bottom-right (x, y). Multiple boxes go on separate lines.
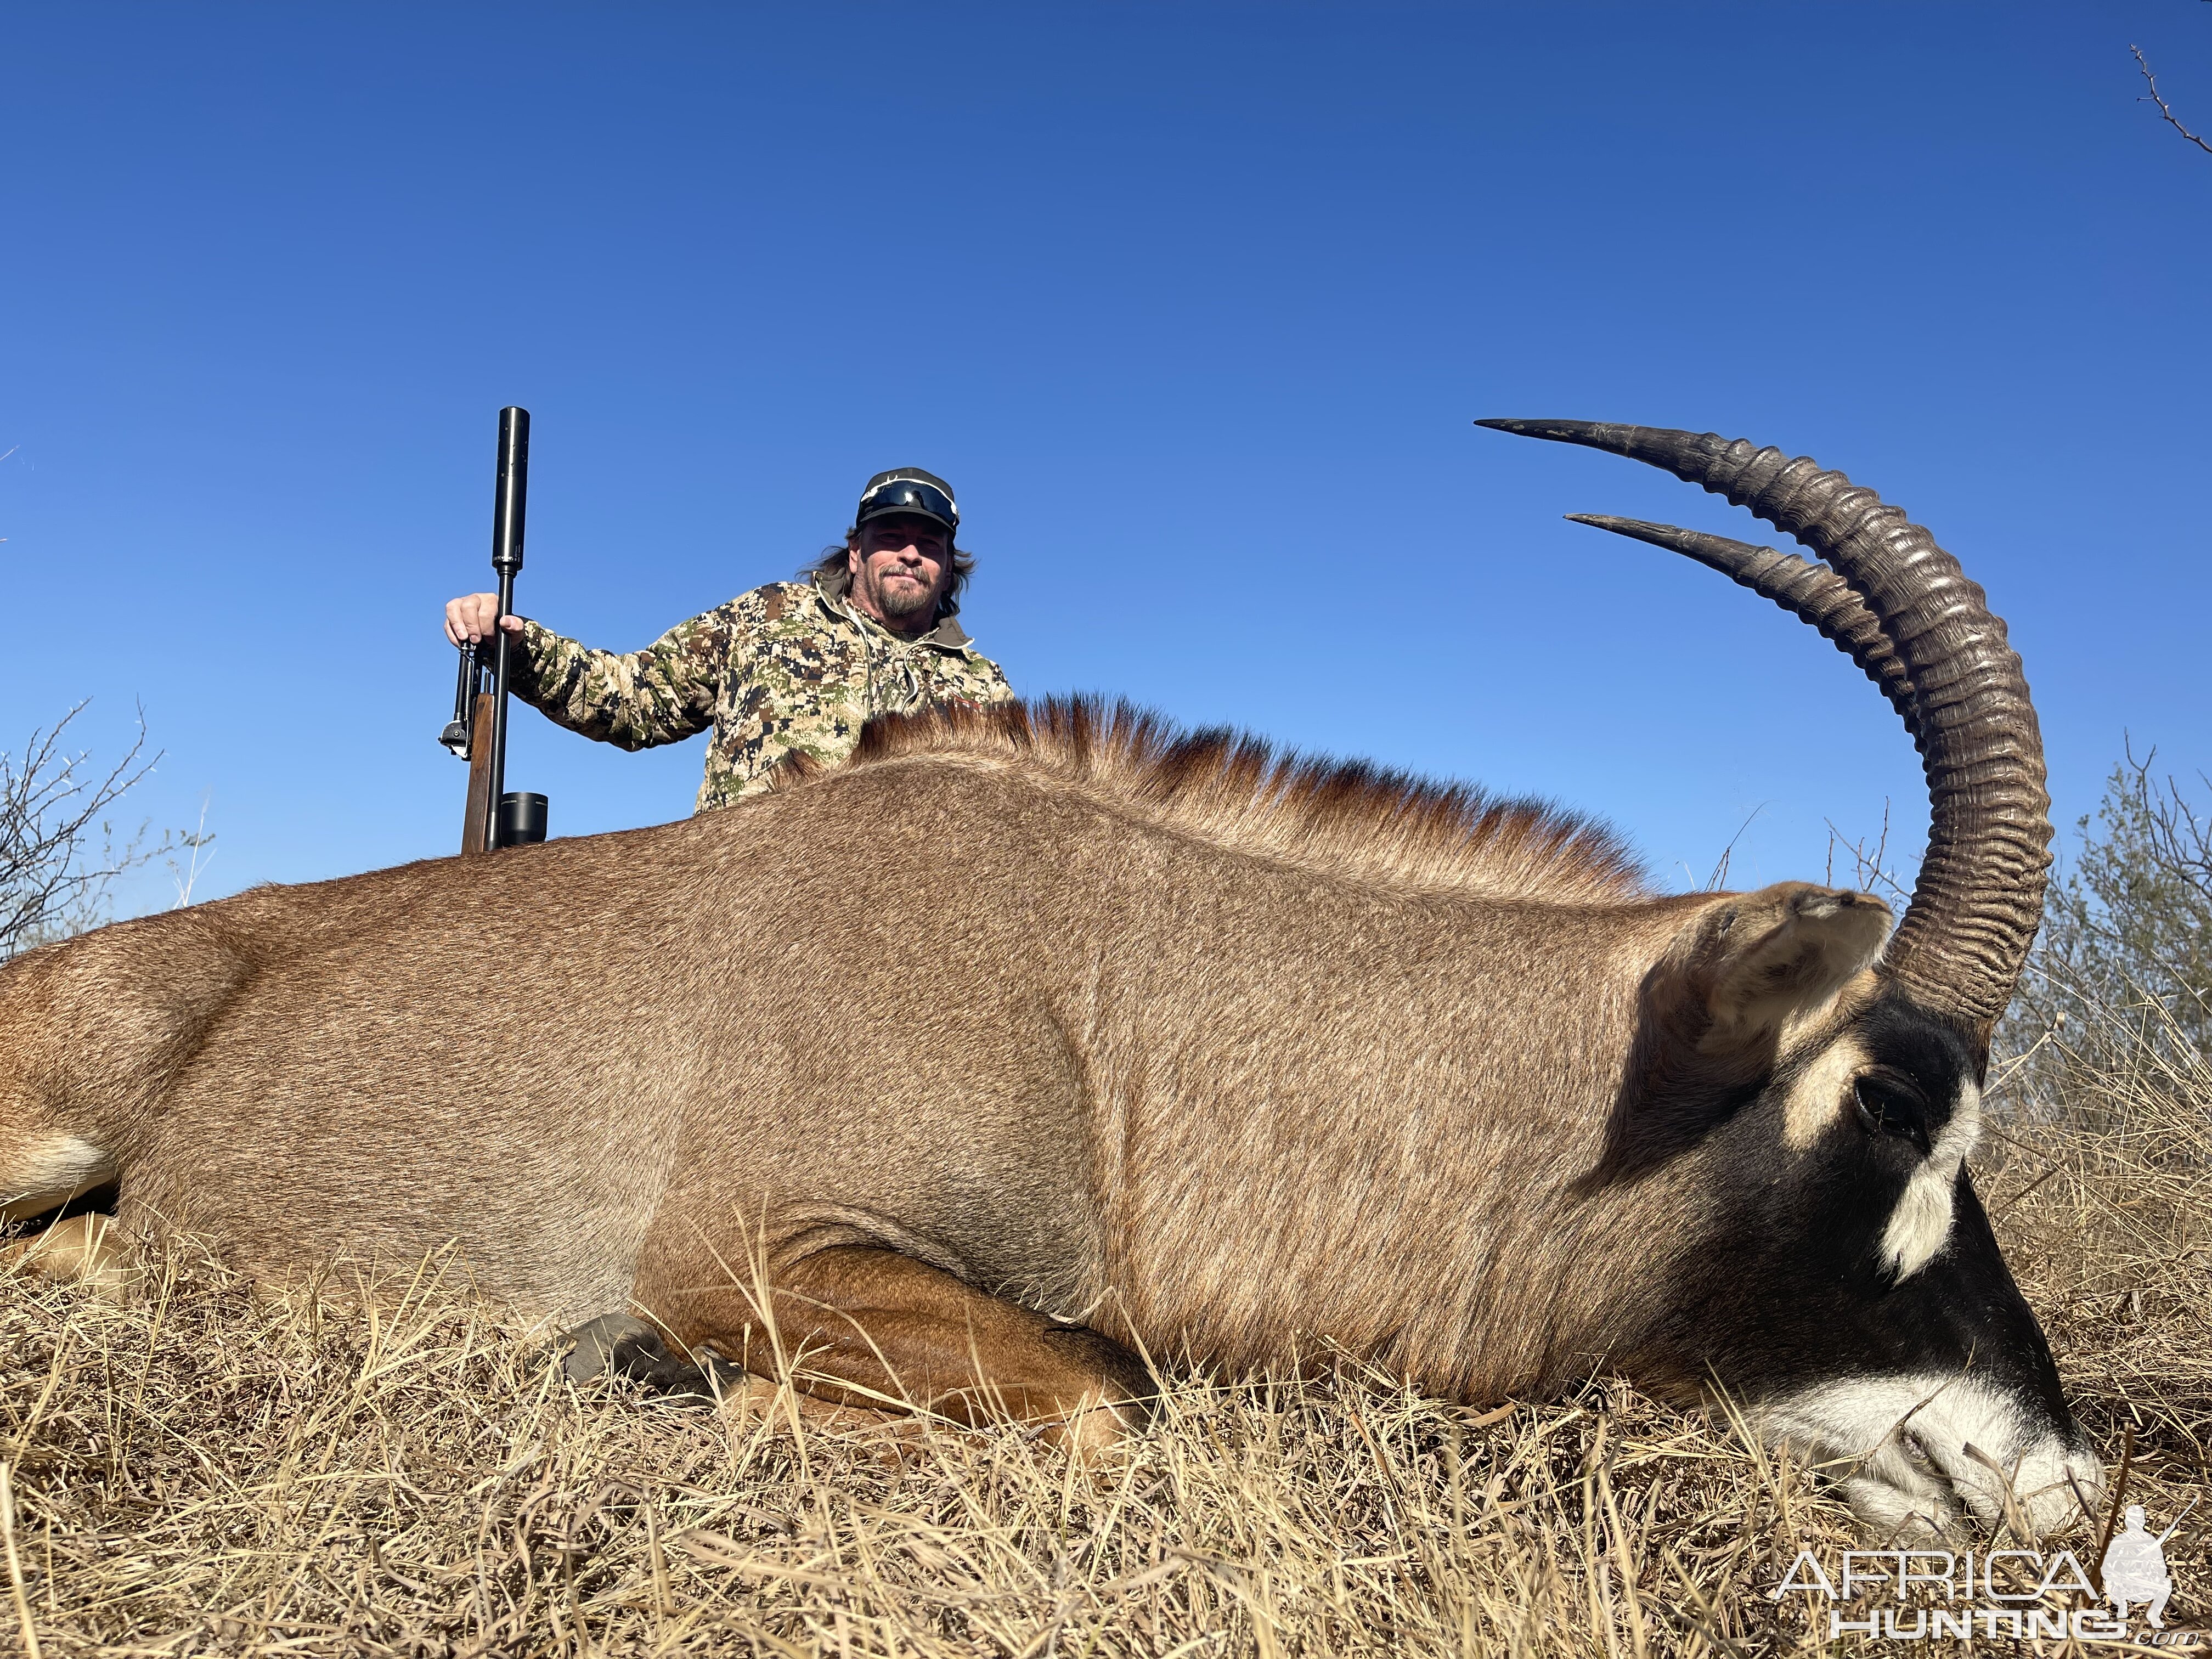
top-left (0, 422), bottom-right (2098, 1533)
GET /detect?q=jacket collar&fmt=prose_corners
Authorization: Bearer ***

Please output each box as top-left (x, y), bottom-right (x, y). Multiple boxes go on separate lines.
top-left (812, 568), bottom-right (974, 651)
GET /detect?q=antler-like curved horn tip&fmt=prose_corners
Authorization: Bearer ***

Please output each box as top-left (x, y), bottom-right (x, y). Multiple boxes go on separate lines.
top-left (1562, 515), bottom-right (1732, 561)
top-left (1479, 420), bottom-right (1724, 479)
top-left (1477, 417), bottom-right (1607, 440)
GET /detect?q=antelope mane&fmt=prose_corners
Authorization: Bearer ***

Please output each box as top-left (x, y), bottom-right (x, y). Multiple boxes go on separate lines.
top-left (775, 695), bottom-right (1649, 903)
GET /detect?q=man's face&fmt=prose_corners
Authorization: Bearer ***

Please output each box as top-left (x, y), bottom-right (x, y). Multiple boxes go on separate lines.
top-left (847, 514), bottom-right (952, 628)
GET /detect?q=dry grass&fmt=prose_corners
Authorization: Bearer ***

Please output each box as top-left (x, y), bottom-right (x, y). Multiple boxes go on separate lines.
top-left (3, 1028), bottom-right (2206, 1656)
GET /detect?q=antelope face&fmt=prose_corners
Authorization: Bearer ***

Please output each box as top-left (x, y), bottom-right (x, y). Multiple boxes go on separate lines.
top-left (1725, 990), bottom-right (2097, 1536)
top-left (1597, 885), bottom-right (2101, 1536)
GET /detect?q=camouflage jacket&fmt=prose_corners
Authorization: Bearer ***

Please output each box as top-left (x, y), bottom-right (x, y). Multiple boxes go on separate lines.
top-left (511, 571), bottom-right (1014, 811)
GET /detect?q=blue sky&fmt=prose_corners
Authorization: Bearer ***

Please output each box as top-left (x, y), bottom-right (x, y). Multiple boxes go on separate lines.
top-left (4, 3), bottom-right (2208, 916)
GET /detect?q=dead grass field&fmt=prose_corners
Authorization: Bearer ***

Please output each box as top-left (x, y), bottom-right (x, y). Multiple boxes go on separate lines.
top-left (3, 1029), bottom-right (2205, 1657)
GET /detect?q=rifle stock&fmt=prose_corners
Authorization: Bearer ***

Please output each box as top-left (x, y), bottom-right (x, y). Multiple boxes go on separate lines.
top-left (461, 686), bottom-right (499, 855)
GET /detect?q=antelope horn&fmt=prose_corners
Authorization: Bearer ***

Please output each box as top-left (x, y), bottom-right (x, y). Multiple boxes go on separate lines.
top-left (1481, 420), bottom-right (2049, 1047)
top-left (1563, 515), bottom-right (1921, 751)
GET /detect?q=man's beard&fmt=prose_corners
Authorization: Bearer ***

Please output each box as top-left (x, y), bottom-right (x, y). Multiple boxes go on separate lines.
top-left (873, 571), bottom-right (936, 622)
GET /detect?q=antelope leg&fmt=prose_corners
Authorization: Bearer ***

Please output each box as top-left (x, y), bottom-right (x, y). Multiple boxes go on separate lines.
top-left (636, 1244), bottom-right (1155, 1451)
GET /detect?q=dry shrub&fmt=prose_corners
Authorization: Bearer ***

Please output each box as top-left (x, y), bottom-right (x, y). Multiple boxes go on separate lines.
top-left (1988, 990), bottom-right (2212, 1584)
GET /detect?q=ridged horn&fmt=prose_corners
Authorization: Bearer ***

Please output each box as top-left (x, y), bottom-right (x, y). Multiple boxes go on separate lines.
top-left (1563, 515), bottom-right (1922, 751)
top-left (1482, 419), bottom-right (2049, 1045)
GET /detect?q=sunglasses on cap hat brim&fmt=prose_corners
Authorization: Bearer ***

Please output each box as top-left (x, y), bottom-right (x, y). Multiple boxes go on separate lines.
top-left (856, 478), bottom-right (958, 532)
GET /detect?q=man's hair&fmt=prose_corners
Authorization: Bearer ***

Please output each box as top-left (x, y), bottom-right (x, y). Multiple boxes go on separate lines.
top-left (808, 524), bottom-right (977, 617)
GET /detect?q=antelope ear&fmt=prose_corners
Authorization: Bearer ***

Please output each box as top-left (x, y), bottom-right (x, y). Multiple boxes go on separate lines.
top-left (1663, 882), bottom-right (1892, 1056)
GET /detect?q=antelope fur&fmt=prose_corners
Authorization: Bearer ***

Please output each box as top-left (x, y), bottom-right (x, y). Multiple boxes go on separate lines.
top-left (3, 704), bottom-right (1900, 1403)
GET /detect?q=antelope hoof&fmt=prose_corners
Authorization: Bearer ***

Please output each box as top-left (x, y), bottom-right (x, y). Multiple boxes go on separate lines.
top-left (561, 1313), bottom-right (721, 1399)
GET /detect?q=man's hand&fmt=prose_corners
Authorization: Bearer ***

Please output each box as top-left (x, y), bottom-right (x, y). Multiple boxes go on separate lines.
top-left (445, 592), bottom-right (527, 647)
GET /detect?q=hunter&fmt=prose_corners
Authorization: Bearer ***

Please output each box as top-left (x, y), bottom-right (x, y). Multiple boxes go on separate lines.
top-left (442, 468), bottom-right (1014, 810)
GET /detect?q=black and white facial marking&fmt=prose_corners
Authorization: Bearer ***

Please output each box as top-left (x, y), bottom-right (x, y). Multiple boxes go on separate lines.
top-left (1780, 995), bottom-right (1984, 1284)
top-left (1634, 986), bottom-right (2101, 1534)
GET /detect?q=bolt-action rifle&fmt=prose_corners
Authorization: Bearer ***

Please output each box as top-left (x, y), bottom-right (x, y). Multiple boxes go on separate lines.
top-left (438, 407), bottom-right (549, 854)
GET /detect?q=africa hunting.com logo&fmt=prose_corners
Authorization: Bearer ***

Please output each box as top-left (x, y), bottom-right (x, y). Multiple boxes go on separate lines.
top-left (1770, 1500), bottom-right (2199, 1643)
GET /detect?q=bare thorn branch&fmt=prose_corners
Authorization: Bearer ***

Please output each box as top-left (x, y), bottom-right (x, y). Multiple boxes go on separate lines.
top-left (2132, 44), bottom-right (2212, 156)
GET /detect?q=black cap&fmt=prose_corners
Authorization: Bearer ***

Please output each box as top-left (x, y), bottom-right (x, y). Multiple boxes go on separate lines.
top-left (856, 467), bottom-right (958, 535)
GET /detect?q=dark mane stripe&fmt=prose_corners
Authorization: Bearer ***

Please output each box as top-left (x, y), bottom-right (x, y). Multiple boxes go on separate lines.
top-left (785, 695), bottom-right (1647, 902)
